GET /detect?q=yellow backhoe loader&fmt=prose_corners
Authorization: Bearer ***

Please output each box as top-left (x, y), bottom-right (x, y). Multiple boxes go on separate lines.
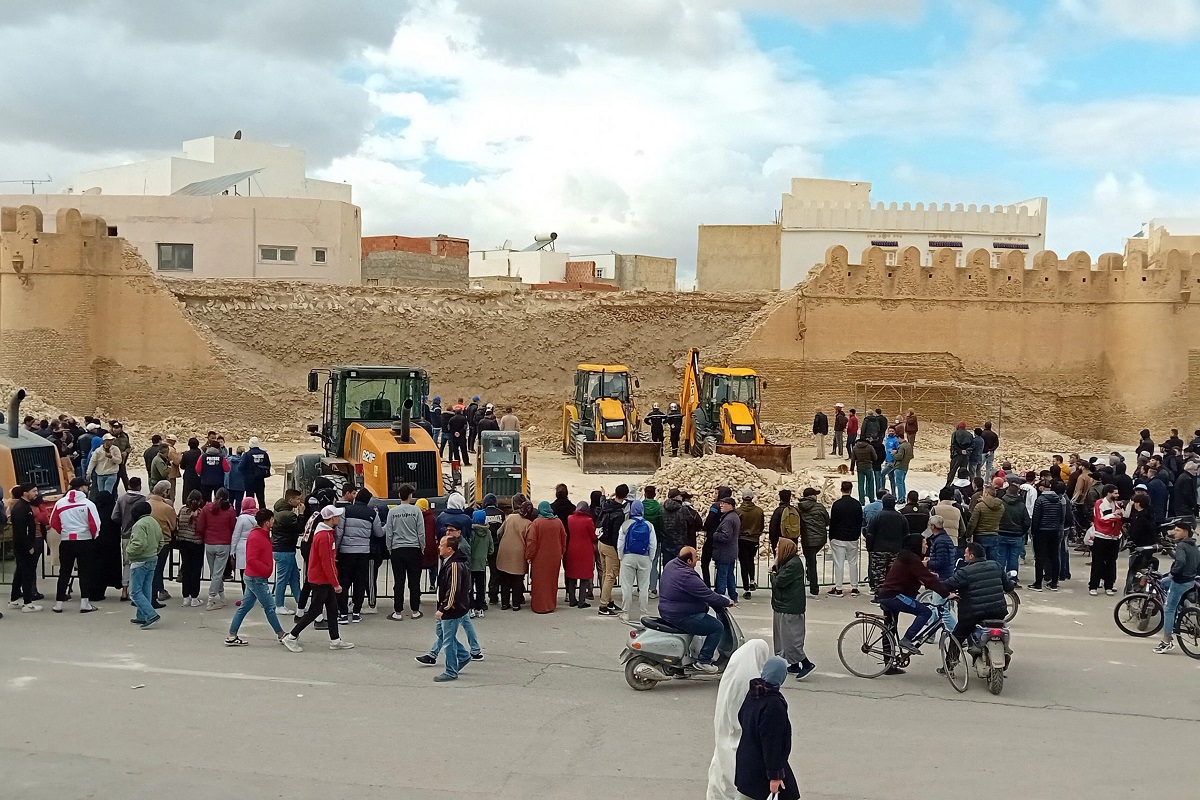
top-left (679, 348), bottom-right (793, 472)
top-left (562, 364), bottom-right (662, 474)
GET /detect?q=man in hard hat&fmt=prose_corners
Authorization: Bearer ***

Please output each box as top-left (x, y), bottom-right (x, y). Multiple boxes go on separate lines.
top-left (666, 403), bottom-right (684, 457)
top-left (644, 403), bottom-right (667, 452)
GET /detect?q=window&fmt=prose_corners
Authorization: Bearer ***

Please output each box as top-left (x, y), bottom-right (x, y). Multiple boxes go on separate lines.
top-left (260, 246), bottom-right (297, 263)
top-left (106, 225), bottom-right (118, 236)
top-left (884, 251), bottom-right (897, 266)
top-left (313, 247), bottom-right (327, 264)
top-left (157, 243), bottom-right (193, 272)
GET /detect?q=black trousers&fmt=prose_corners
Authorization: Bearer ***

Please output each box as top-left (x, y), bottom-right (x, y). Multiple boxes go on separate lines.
top-left (56, 539), bottom-right (93, 602)
top-left (292, 584), bottom-right (339, 640)
top-left (801, 544), bottom-right (822, 596)
top-left (669, 429), bottom-right (681, 455)
top-left (10, 549), bottom-right (39, 604)
top-left (390, 548), bottom-right (423, 613)
top-left (500, 572), bottom-right (525, 608)
top-left (472, 570), bottom-right (487, 610)
top-left (566, 577), bottom-right (592, 603)
top-left (336, 552), bottom-right (370, 615)
top-left (737, 539), bottom-right (758, 591)
top-left (245, 483), bottom-right (266, 510)
top-left (177, 540), bottom-right (204, 598)
top-left (1089, 537), bottom-right (1120, 591)
top-left (487, 552), bottom-right (502, 603)
top-left (701, 535), bottom-right (714, 587)
top-left (1031, 529), bottom-right (1059, 588)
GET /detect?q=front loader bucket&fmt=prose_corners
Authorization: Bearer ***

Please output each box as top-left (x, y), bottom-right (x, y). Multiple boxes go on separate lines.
top-left (716, 443), bottom-right (794, 473)
top-left (577, 441), bottom-right (663, 474)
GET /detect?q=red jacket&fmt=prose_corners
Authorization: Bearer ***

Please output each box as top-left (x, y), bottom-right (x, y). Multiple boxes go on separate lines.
top-left (196, 503), bottom-right (237, 546)
top-left (307, 525), bottom-right (340, 589)
top-left (244, 527), bottom-right (274, 578)
top-left (565, 511), bottom-right (598, 579)
top-left (420, 509), bottom-right (439, 569)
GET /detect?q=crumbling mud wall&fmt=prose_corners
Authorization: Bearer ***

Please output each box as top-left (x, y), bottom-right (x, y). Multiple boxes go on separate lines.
top-left (725, 244), bottom-right (1200, 438)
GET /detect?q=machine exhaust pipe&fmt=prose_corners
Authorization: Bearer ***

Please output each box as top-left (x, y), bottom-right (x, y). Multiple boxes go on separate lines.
top-left (395, 399), bottom-right (413, 443)
top-left (7, 388), bottom-right (24, 439)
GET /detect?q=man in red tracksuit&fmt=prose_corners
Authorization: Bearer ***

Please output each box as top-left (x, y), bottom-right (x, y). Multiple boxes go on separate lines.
top-left (282, 506), bottom-right (355, 652)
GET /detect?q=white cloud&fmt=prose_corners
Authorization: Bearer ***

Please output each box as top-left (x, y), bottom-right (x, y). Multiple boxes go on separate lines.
top-left (1055, 0), bottom-right (1200, 42)
top-left (1046, 172), bottom-right (1192, 257)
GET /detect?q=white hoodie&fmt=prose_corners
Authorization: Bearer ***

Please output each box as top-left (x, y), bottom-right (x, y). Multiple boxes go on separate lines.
top-left (50, 490), bottom-right (101, 541)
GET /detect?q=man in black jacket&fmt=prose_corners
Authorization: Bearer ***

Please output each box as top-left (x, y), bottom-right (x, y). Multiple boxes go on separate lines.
top-left (446, 406), bottom-right (471, 466)
top-left (866, 495), bottom-right (908, 593)
top-left (665, 403), bottom-right (684, 456)
top-left (643, 404), bottom-right (667, 450)
top-left (1174, 461), bottom-right (1198, 519)
top-left (943, 543), bottom-right (1015, 643)
top-left (827, 481), bottom-right (863, 596)
top-left (8, 483), bottom-right (43, 612)
top-left (812, 408), bottom-right (829, 460)
top-left (434, 534), bottom-right (474, 681)
top-left (659, 490), bottom-right (687, 564)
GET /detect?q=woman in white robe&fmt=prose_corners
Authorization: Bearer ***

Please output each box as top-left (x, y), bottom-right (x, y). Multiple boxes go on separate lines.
top-left (707, 638), bottom-right (771, 800)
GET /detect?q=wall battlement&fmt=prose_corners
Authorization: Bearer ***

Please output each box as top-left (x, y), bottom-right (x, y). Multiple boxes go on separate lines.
top-left (804, 244), bottom-right (1200, 302)
top-left (781, 197), bottom-right (1045, 234)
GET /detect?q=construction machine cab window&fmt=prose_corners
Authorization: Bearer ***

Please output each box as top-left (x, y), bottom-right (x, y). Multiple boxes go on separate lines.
top-left (704, 373), bottom-right (756, 408)
top-left (483, 432), bottom-right (520, 464)
top-left (580, 371), bottom-right (630, 405)
top-left (341, 376), bottom-right (426, 421)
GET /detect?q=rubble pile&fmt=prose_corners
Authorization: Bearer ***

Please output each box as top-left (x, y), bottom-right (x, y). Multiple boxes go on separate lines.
top-left (645, 454), bottom-right (825, 503)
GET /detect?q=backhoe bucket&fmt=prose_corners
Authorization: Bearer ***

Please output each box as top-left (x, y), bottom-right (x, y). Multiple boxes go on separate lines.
top-left (577, 441), bottom-right (663, 474)
top-left (716, 443), bottom-right (793, 473)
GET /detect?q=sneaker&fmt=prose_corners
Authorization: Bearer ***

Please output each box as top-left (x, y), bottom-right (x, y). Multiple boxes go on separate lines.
top-left (512, 605), bottom-right (522, 612)
top-left (1153, 640), bottom-right (1175, 654)
top-left (1105, 589), bottom-right (1116, 596)
top-left (884, 666), bottom-right (906, 676)
top-left (501, 604), bottom-right (512, 611)
top-left (598, 606), bottom-right (618, 617)
top-left (329, 639), bottom-right (355, 650)
top-left (576, 602), bottom-right (591, 609)
top-left (337, 614), bottom-right (350, 624)
top-left (476, 610), bottom-right (485, 619)
top-left (471, 652), bottom-right (484, 662)
top-left (388, 612), bottom-right (404, 621)
top-left (224, 635), bottom-right (249, 646)
top-left (157, 590), bottom-right (171, 601)
top-left (181, 598), bottom-right (192, 607)
top-left (410, 610), bottom-right (423, 619)
top-left (7, 600), bottom-right (22, 609)
top-left (649, 589), bottom-right (658, 599)
top-left (295, 607), bottom-right (308, 616)
top-left (433, 673), bottom-right (457, 682)
top-left (276, 607), bottom-right (295, 616)
top-left (850, 588), bottom-right (861, 597)
top-left (414, 654), bottom-right (437, 666)
top-left (692, 661), bottom-right (719, 674)
top-left (350, 613), bottom-right (362, 623)
top-left (468, 609), bottom-right (478, 619)
top-left (191, 598), bottom-right (204, 607)
top-left (742, 592), bottom-right (752, 600)
top-left (827, 588), bottom-right (844, 597)
top-left (786, 663), bottom-right (801, 674)
top-left (1049, 585), bottom-right (1060, 592)
top-left (151, 601), bottom-right (166, 610)
top-left (794, 661), bottom-right (816, 681)
top-left (314, 620), bottom-right (329, 631)
top-left (140, 614), bottom-right (161, 629)
top-left (21, 604), bottom-right (43, 613)
top-left (281, 634), bottom-right (303, 653)
top-left (898, 638), bottom-right (921, 654)
top-left (1030, 584), bottom-right (1043, 592)
top-left (1088, 589), bottom-right (1098, 596)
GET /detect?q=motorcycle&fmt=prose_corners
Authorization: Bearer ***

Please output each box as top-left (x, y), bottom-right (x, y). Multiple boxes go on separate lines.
top-left (969, 620), bottom-right (1012, 695)
top-left (619, 606), bottom-right (745, 691)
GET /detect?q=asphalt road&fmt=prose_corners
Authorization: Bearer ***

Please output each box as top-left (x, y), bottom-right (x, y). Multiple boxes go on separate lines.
top-left (2, 576), bottom-right (1196, 800)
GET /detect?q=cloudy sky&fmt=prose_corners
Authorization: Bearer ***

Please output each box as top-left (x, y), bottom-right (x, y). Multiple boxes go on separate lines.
top-left (3, 0), bottom-right (1199, 277)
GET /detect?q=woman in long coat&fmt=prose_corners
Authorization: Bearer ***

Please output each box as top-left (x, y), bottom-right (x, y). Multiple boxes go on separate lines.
top-left (706, 639), bottom-right (770, 800)
top-left (526, 501), bottom-right (567, 613)
top-left (495, 496), bottom-right (533, 610)
top-left (565, 501), bottom-right (598, 607)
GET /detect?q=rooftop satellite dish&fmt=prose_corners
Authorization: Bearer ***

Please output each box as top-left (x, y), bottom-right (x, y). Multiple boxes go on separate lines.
top-left (82, 187), bottom-right (102, 195)
top-left (234, 130), bottom-right (242, 140)
top-left (501, 239), bottom-right (513, 250)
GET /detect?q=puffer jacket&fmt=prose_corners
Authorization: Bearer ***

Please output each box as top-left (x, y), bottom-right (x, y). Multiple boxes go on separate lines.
top-left (997, 493), bottom-right (1031, 538)
top-left (1170, 536), bottom-right (1200, 583)
top-left (659, 498), bottom-right (687, 550)
top-left (852, 439), bottom-right (876, 470)
top-left (967, 493), bottom-right (1004, 537)
top-left (950, 427), bottom-right (974, 458)
top-left (944, 559), bottom-right (1012, 623)
top-left (271, 498), bottom-right (303, 552)
top-left (1031, 490), bottom-right (1066, 532)
top-left (771, 554), bottom-right (806, 615)
top-left (926, 530), bottom-right (956, 580)
top-left (337, 494), bottom-right (384, 553)
top-left (797, 496), bottom-right (829, 549)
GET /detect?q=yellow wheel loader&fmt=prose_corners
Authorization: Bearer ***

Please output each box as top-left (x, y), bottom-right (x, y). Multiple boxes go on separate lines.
top-left (561, 364), bottom-right (662, 474)
top-left (679, 348), bottom-right (793, 472)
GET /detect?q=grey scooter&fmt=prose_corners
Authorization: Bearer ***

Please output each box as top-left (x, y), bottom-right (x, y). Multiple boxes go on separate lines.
top-left (619, 606), bottom-right (745, 691)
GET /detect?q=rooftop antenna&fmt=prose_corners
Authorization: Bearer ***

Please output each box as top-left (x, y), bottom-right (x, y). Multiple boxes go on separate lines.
top-left (0, 175), bottom-right (52, 194)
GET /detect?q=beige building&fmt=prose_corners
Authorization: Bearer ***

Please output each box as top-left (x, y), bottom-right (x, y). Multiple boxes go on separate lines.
top-left (1126, 218), bottom-right (1200, 266)
top-left (698, 177), bottom-right (1047, 291)
top-left (0, 135), bottom-right (361, 284)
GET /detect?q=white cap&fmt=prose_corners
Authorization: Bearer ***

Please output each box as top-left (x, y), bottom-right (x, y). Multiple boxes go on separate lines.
top-left (486, 403), bottom-right (494, 411)
top-left (249, 436), bottom-right (261, 447)
top-left (165, 434), bottom-right (177, 442)
top-left (320, 505), bottom-right (344, 520)
top-left (102, 433), bottom-right (115, 440)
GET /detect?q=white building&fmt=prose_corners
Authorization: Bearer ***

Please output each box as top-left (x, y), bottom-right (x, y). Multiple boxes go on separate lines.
top-left (0, 136), bottom-right (361, 284)
top-left (469, 247), bottom-right (570, 285)
top-left (779, 178), bottom-right (1046, 287)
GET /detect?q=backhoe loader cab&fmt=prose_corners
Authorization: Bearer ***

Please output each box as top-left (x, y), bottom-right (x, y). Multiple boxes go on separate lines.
top-left (289, 366), bottom-right (446, 502)
top-left (698, 369), bottom-right (762, 444)
top-left (562, 364), bottom-right (662, 473)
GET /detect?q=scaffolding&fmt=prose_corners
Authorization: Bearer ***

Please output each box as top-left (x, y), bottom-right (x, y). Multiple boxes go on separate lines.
top-left (854, 379), bottom-right (1004, 429)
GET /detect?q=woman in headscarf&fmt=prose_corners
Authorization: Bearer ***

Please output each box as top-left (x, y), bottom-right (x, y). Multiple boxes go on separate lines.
top-left (707, 638), bottom-right (770, 800)
top-left (770, 539), bottom-right (815, 680)
top-left (526, 501), bottom-right (568, 613)
top-left (89, 489), bottom-right (124, 601)
top-left (589, 490), bottom-right (605, 601)
top-left (565, 501), bottom-right (598, 608)
top-left (417, 497), bottom-right (438, 596)
top-left (495, 494), bottom-right (533, 610)
top-left (734, 657), bottom-right (801, 800)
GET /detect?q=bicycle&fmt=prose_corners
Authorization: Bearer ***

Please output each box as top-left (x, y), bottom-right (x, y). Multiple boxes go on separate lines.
top-left (837, 597), bottom-right (950, 680)
top-left (1113, 570), bottom-right (1200, 638)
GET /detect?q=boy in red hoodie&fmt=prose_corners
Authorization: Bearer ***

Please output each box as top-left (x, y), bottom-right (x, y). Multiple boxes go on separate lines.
top-left (282, 506), bottom-right (355, 652)
top-left (225, 509), bottom-right (285, 646)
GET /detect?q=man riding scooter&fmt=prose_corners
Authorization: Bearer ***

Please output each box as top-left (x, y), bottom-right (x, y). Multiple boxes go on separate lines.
top-left (943, 542), bottom-right (1015, 645)
top-left (657, 546), bottom-right (737, 673)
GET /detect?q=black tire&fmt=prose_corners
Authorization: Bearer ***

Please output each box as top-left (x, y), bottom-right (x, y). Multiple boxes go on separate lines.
top-left (940, 635), bottom-right (969, 693)
top-left (1175, 608), bottom-right (1200, 659)
top-left (1004, 590), bottom-right (1020, 624)
top-left (624, 656), bottom-right (659, 691)
top-left (1113, 593), bottom-right (1164, 637)
top-left (987, 667), bottom-right (1004, 695)
top-left (837, 618), bottom-right (895, 679)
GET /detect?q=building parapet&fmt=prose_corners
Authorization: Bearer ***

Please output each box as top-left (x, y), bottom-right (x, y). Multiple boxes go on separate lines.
top-left (781, 198), bottom-right (1046, 236)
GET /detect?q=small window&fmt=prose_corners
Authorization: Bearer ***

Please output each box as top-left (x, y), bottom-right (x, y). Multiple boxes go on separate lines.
top-left (157, 243), bottom-right (193, 271)
top-left (884, 251), bottom-right (897, 266)
top-left (313, 247), bottom-right (327, 264)
top-left (260, 246), bottom-right (298, 263)
top-left (107, 225), bottom-right (118, 236)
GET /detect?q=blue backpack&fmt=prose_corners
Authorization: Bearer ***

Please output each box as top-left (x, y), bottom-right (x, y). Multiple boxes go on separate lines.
top-left (625, 517), bottom-right (651, 556)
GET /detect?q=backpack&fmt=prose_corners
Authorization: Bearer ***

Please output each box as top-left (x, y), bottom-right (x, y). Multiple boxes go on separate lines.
top-left (624, 517), bottom-right (651, 556)
top-left (780, 505), bottom-right (802, 540)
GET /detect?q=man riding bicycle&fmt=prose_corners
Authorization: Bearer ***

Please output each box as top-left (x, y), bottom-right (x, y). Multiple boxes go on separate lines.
top-left (876, 535), bottom-right (948, 655)
top-left (942, 542), bottom-right (1015, 646)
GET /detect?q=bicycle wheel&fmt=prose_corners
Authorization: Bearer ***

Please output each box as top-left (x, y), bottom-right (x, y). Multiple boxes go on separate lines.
top-left (1175, 608), bottom-right (1200, 659)
top-left (838, 618), bottom-right (895, 679)
top-left (1004, 590), bottom-right (1020, 623)
top-left (1113, 593), bottom-right (1163, 637)
top-left (940, 635), bottom-right (968, 693)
